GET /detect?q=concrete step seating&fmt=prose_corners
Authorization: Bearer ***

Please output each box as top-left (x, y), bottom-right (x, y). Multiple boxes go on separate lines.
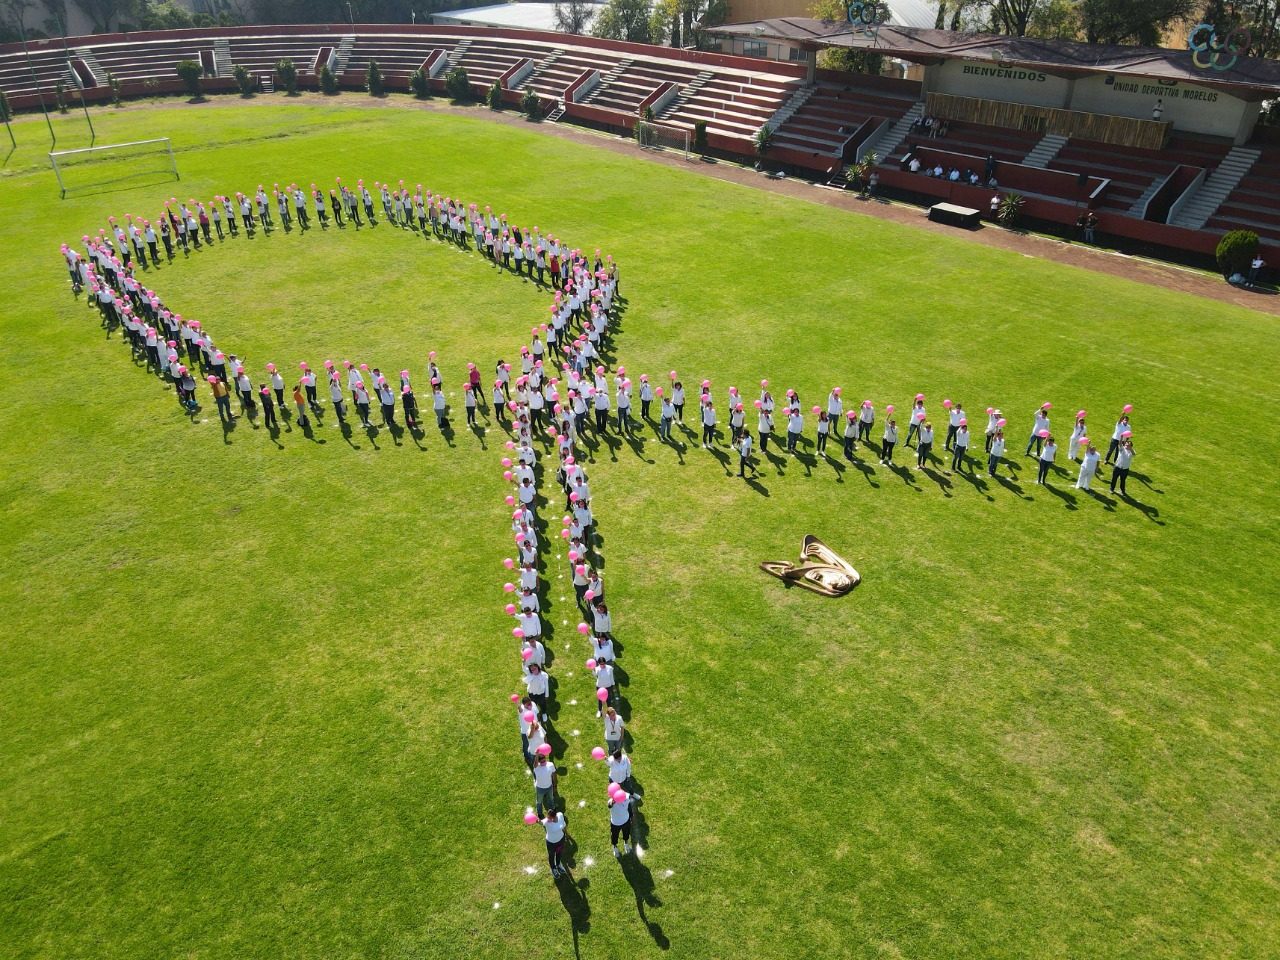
top-left (774, 81), bottom-right (916, 152)
top-left (226, 37), bottom-right (329, 74)
top-left (89, 41), bottom-right (212, 83)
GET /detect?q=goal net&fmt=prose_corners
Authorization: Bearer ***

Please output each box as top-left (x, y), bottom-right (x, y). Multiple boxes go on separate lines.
top-left (49, 137), bottom-right (180, 199)
top-left (634, 121), bottom-right (691, 160)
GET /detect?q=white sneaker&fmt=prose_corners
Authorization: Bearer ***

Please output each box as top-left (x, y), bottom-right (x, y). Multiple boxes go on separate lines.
top-left (612, 846), bottom-right (620, 858)
top-left (623, 843), bottom-right (631, 854)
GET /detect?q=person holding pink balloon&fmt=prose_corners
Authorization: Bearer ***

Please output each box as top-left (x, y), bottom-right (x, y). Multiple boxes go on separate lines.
top-left (1110, 438), bottom-right (1134, 495)
top-left (524, 663), bottom-right (549, 719)
top-left (1106, 410), bottom-right (1132, 465)
top-left (950, 420), bottom-right (970, 473)
top-left (592, 631), bottom-right (616, 664)
top-left (915, 421), bottom-right (934, 470)
top-left (1075, 442), bottom-right (1100, 491)
top-left (859, 399), bottom-right (875, 443)
top-left (608, 787), bottom-right (633, 857)
top-left (1068, 412), bottom-right (1087, 462)
top-left (842, 412), bottom-right (858, 460)
top-left (815, 411), bottom-right (830, 456)
top-left (984, 407), bottom-right (1000, 452)
top-left (987, 429), bottom-right (1006, 477)
top-left (539, 807), bottom-right (569, 879)
top-left (1035, 434), bottom-right (1057, 485)
top-left (591, 601), bottom-right (613, 641)
top-left (906, 396), bottom-right (927, 447)
top-left (1026, 404), bottom-right (1051, 457)
top-left (593, 660), bottom-right (617, 717)
top-left (944, 401), bottom-right (964, 452)
top-left (786, 405), bottom-right (804, 454)
top-left (608, 749), bottom-right (633, 792)
top-left (532, 752), bottom-right (559, 817)
top-left (880, 414), bottom-right (898, 464)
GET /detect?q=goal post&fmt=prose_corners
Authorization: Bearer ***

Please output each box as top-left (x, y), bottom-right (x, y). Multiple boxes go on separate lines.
top-left (49, 137), bottom-right (180, 199)
top-left (634, 121), bottom-right (691, 161)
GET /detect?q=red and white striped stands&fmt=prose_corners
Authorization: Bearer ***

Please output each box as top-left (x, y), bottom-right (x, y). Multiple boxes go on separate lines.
top-left (1207, 146), bottom-right (1280, 244)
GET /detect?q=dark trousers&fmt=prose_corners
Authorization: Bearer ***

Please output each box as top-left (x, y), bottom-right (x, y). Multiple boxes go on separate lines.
top-left (641, 399), bottom-right (651, 419)
top-left (381, 402), bottom-right (396, 425)
top-left (945, 424), bottom-right (958, 450)
top-left (816, 433), bottom-right (828, 454)
top-left (787, 430), bottom-right (799, 452)
top-left (305, 384), bottom-right (318, 408)
top-left (595, 409), bottom-right (608, 432)
top-left (951, 446), bottom-right (967, 472)
top-left (917, 441), bottom-right (932, 467)
top-left (215, 395), bottom-right (232, 422)
top-left (357, 402), bottom-right (371, 425)
top-left (466, 405), bottom-right (476, 425)
top-left (1037, 459), bottom-right (1051, 483)
top-left (882, 440), bottom-right (895, 462)
top-left (239, 389), bottom-right (255, 412)
top-left (906, 422), bottom-right (920, 446)
top-left (546, 838), bottom-right (565, 872)
top-left (703, 424), bottom-right (715, 445)
top-left (843, 436), bottom-right (854, 459)
top-left (333, 400), bottom-right (347, 423)
top-left (1105, 438), bottom-right (1121, 464)
top-left (987, 454), bottom-right (1001, 476)
top-left (859, 420), bottom-right (871, 442)
top-left (610, 820), bottom-right (632, 846)
top-left (1110, 467), bottom-right (1129, 494)
top-left (262, 404), bottom-right (277, 429)
top-left (985, 432), bottom-right (994, 452)
top-left (1027, 436), bottom-right (1044, 457)
top-left (296, 206), bottom-right (309, 226)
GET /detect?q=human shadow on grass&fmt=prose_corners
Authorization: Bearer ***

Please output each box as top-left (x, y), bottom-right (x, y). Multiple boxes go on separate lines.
top-left (1121, 493), bottom-right (1165, 525)
top-left (555, 867), bottom-right (591, 960)
top-left (438, 419), bottom-right (456, 448)
top-left (620, 850), bottom-right (669, 951)
top-left (819, 452), bottom-right (846, 483)
top-left (993, 473), bottom-right (1029, 499)
top-left (950, 466), bottom-right (992, 501)
top-left (362, 422), bottom-right (382, 451)
top-left (846, 454), bottom-right (880, 488)
top-left (1041, 483), bottom-right (1078, 510)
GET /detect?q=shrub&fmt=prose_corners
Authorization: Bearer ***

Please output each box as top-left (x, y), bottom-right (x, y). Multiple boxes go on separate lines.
top-left (445, 67), bottom-right (471, 102)
top-left (0, 90), bottom-right (10, 123)
top-left (410, 68), bottom-right (431, 99)
top-left (521, 87), bottom-right (540, 119)
top-left (276, 58), bottom-right (297, 95)
top-left (693, 120), bottom-right (707, 155)
top-left (176, 59), bottom-right (203, 100)
top-left (640, 104), bottom-right (655, 122)
top-left (997, 192), bottom-right (1025, 227)
top-left (233, 63), bottom-right (254, 96)
top-left (107, 72), bottom-right (122, 106)
top-left (366, 60), bottom-right (384, 97)
top-left (55, 81), bottom-right (68, 113)
top-left (754, 124), bottom-right (774, 157)
top-left (1216, 230), bottom-right (1259, 279)
top-left (488, 80), bottom-right (503, 110)
top-left (320, 64), bottom-right (338, 95)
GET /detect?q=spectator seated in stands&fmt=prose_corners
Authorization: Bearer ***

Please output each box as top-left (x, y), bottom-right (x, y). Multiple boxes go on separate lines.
top-left (948, 168), bottom-right (961, 182)
top-left (965, 169), bottom-right (978, 184)
top-left (933, 164), bottom-right (944, 178)
top-left (909, 156), bottom-right (922, 174)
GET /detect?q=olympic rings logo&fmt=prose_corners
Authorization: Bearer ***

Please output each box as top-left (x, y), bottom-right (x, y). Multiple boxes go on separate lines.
top-left (1187, 22), bottom-right (1251, 72)
top-left (846, 1), bottom-right (883, 27)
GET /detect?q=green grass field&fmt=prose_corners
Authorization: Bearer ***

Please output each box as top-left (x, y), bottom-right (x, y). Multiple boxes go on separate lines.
top-left (2, 97), bottom-right (1278, 960)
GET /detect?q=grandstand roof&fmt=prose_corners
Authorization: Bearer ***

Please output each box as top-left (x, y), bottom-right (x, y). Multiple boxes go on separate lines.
top-left (711, 19), bottom-right (1280, 97)
top-left (432, 2), bottom-right (606, 32)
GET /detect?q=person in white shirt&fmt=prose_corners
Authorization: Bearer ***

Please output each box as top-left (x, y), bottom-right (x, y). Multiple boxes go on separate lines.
top-left (701, 400), bottom-right (717, 448)
top-left (786, 407), bottom-right (804, 454)
top-left (881, 417), bottom-right (898, 464)
top-left (945, 402), bottom-right (964, 451)
top-left (526, 719), bottom-right (546, 765)
top-left (842, 412), bottom-right (858, 460)
top-left (532, 754), bottom-right (558, 817)
top-left (603, 707), bottom-right (624, 754)
top-left (593, 660), bottom-right (616, 717)
top-left (815, 412), bottom-right (830, 456)
top-left (984, 407), bottom-right (1000, 452)
top-left (950, 422), bottom-right (970, 473)
top-left (737, 430), bottom-right (755, 477)
top-left (607, 750), bottom-right (633, 790)
top-left (524, 664), bottom-right (549, 718)
top-left (1026, 406), bottom-right (1051, 457)
top-left (540, 809), bottom-right (568, 878)
top-left (906, 398), bottom-right (926, 447)
top-left (915, 421), bottom-right (934, 469)
top-left (1036, 436), bottom-right (1057, 485)
top-left (1106, 414), bottom-right (1130, 465)
top-left (1075, 443), bottom-right (1100, 491)
top-left (858, 399), bottom-right (874, 443)
top-left (592, 633), bottom-right (616, 664)
top-left (1109, 439), bottom-right (1134, 495)
top-left (659, 393), bottom-right (674, 441)
top-left (987, 429), bottom-right (1006, 477)
top-left (591, 601), bottom-right (612, 640)
top-left (1068, 415), bottom-right (1087, 462)
top-left (608, 789), bottom-right (633, 856)
top-left (522, 637), bottom-right (546, 668)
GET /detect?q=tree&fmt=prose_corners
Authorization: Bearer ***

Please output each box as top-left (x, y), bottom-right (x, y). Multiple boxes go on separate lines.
top-left (997, 192), bottom-right (1025, 227)
top-left (1202, 0), bottom-right (1280, 58)
top-left (554, 0), bottom-right (595, 34)
top-left (275, 58), bottom-right (298, 95)
top-left (234, 63), bottom-right (255, 95)
top-left (690, 0), bottom-right (728, 48)
top-left (70, 0), bottom-right (141, 32)
top-left (593, 0), bottom-right (654, 42)
top-left (990, 0), bottom-right (1040, 35)
top-left (366, 59), bottom-right (384, 96)
top-left (521, 87), bottom-right (541, 119)
top-left (693, 119), bottom-right (708, 154)
top-left (106, 71), bottom-right (121, 105)
top-left (136, 0), bottom-right (194, 28)
top-left (320, 63), bottom-right (338, 94)
top-left (1216, 229), bottom-right (1259, 278)
top-left (488, 79), bottom-right (504, 110)
top-left (410, 67), bottom-right (431, 99)
top-left (176, 58), bottom-right (203, 100)
top-left (651, 0), bottom-right (679, 45)
top-left (754, 123), bottom-right (774, 159)
top-left (445, 66), bottom-right (471, 102)
top-left (1079, 0), bottom-right (1199, 45)
top-left (0, 90), bottom-right (11, 123)
top-left (809, 0), bottom-right (883, 70)
top-left (55, 80), bottom-right (68, 113)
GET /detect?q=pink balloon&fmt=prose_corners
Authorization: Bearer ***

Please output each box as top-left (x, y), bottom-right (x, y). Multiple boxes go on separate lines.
top-left (669, 370), bottom-right (677, 380)
top-left (503, 471), bottom-right (513, 482)
top-left (569, 491), bottom-right (580, 503)
top-left (591, 747), bottom-right (606, 760)
top-left (607, 783), bottom-right (621, 797)
top-left (575, 565), bottom-right (587, 576)
top-left (513, 628), bottom-right (525, 639)
top-left (701, 379), bottom-right (711, 389)
top-left (986, 407), bottom-right (995, 415)
top-left (596, 687), bottom-right (609, 702)
top-left (586, 658), bottom-right (597, 670)
top-left (568, 551), bottom-right (580, 563)
top-left (997, 418), bottom-right (1007, 427)
top-left (1038, 429), bottom-right (1050, 438)
top-left (833, 387), bottom-right (841, 396)
top-left (501, 457), bottom-right (512, 467)
top-left (811, 406), bottom-right (820, 415)
top-left (577, 622), bottom-right (590, 635)
top-left (753, 399), bottom-right (763, 409)
top-left (584, 590), bottom-right (595, 601)
top-left (510, 693), bottom-right (521, 703)
top-left (524, 812), bottom-right (539, 824)
top-left (523, 711), bottom-right (535, 723)
top-left (522, 648), bottom-right (534, 661)
top-left (959, 418), bottom-right (967, 426)
top-left (505, 495), bottom-right (515, 507)
top-left (505, 603), bottom-right (517, 615)
top-left (1042, 402), bottom-right (1053, 410)
top-left (505, 440), bottom-right (516, 450)
top-left (1123, 404), bottom-right (1133, 413)
top-left (655, 387), bottom-right (664, 397)
top-left (886, 404), bottom-right (895, 413)
top-left (536, 743), bottom-right (553, 757)
top-left (1076, 410), bottom-right (1087, 419)
top-left (915, 393), bottom-right (925, 401)
top-left (760, 379), bottom-right (768, 388)
top-left (503, 557), bottom-right (515, 569)
top-left (612, 790), bottom-right (629, 805)
top-left (1121, 430), bottom-right (1133, 438)
top-left (504, 582), bottom-right (515, 593)
top-left (560, 530), bottom-right (570, 539)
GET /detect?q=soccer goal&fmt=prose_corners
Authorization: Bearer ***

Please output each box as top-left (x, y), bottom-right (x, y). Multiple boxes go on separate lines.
top-left (634, 121), bottom-right (691, 161)
top-left (49, 137), bottom-right (180, 199)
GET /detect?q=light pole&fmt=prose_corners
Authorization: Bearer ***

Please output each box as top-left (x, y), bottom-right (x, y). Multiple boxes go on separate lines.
top-left (347, 2), bottom-right (355, 27)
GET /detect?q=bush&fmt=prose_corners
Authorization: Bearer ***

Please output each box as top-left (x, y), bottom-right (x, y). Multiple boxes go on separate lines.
top-left (754, 124), bottom-right (774, 157)
top-left (997, 192), bottom-right (1025, 227)
top-left (1216, 230), bottom-right (1260, 279)
top-left (55, 81), bottom-right (68, 113)
top-left (176, 59), bottom-right (203, 100)
top-left (488, 80), bottom-right (503, 110)
top-left (107, 72), bottom-right (122, 106)
top-left (445, 67), bottom-right (471, 102)
top-left (276, 58), bottom-right (297, 95)
top-left (0, 90), bottom-right (10, 123)
top-left (410, 68), bottom-right (431, 99)
top-left (521, 87), bottom-right (540, 119)
top-left (320, 64), bottom-right (338, 95)
top-left (640, 105), bottom-right (655, 123)
top-left (693, 120), bottom-right (707, 155)
top-left (366, 60), bottom-right (384, 97)
top-left (233, 64), bottom-right (254, 96)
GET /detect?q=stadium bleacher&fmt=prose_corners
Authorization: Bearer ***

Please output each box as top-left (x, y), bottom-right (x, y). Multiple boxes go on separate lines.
top-left (1205, 146), bottom-right (1280, 243)
top-left (1048, 135), bottom-right (1232, 214)
top-left (773, 79), bottom-right (916, 156)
